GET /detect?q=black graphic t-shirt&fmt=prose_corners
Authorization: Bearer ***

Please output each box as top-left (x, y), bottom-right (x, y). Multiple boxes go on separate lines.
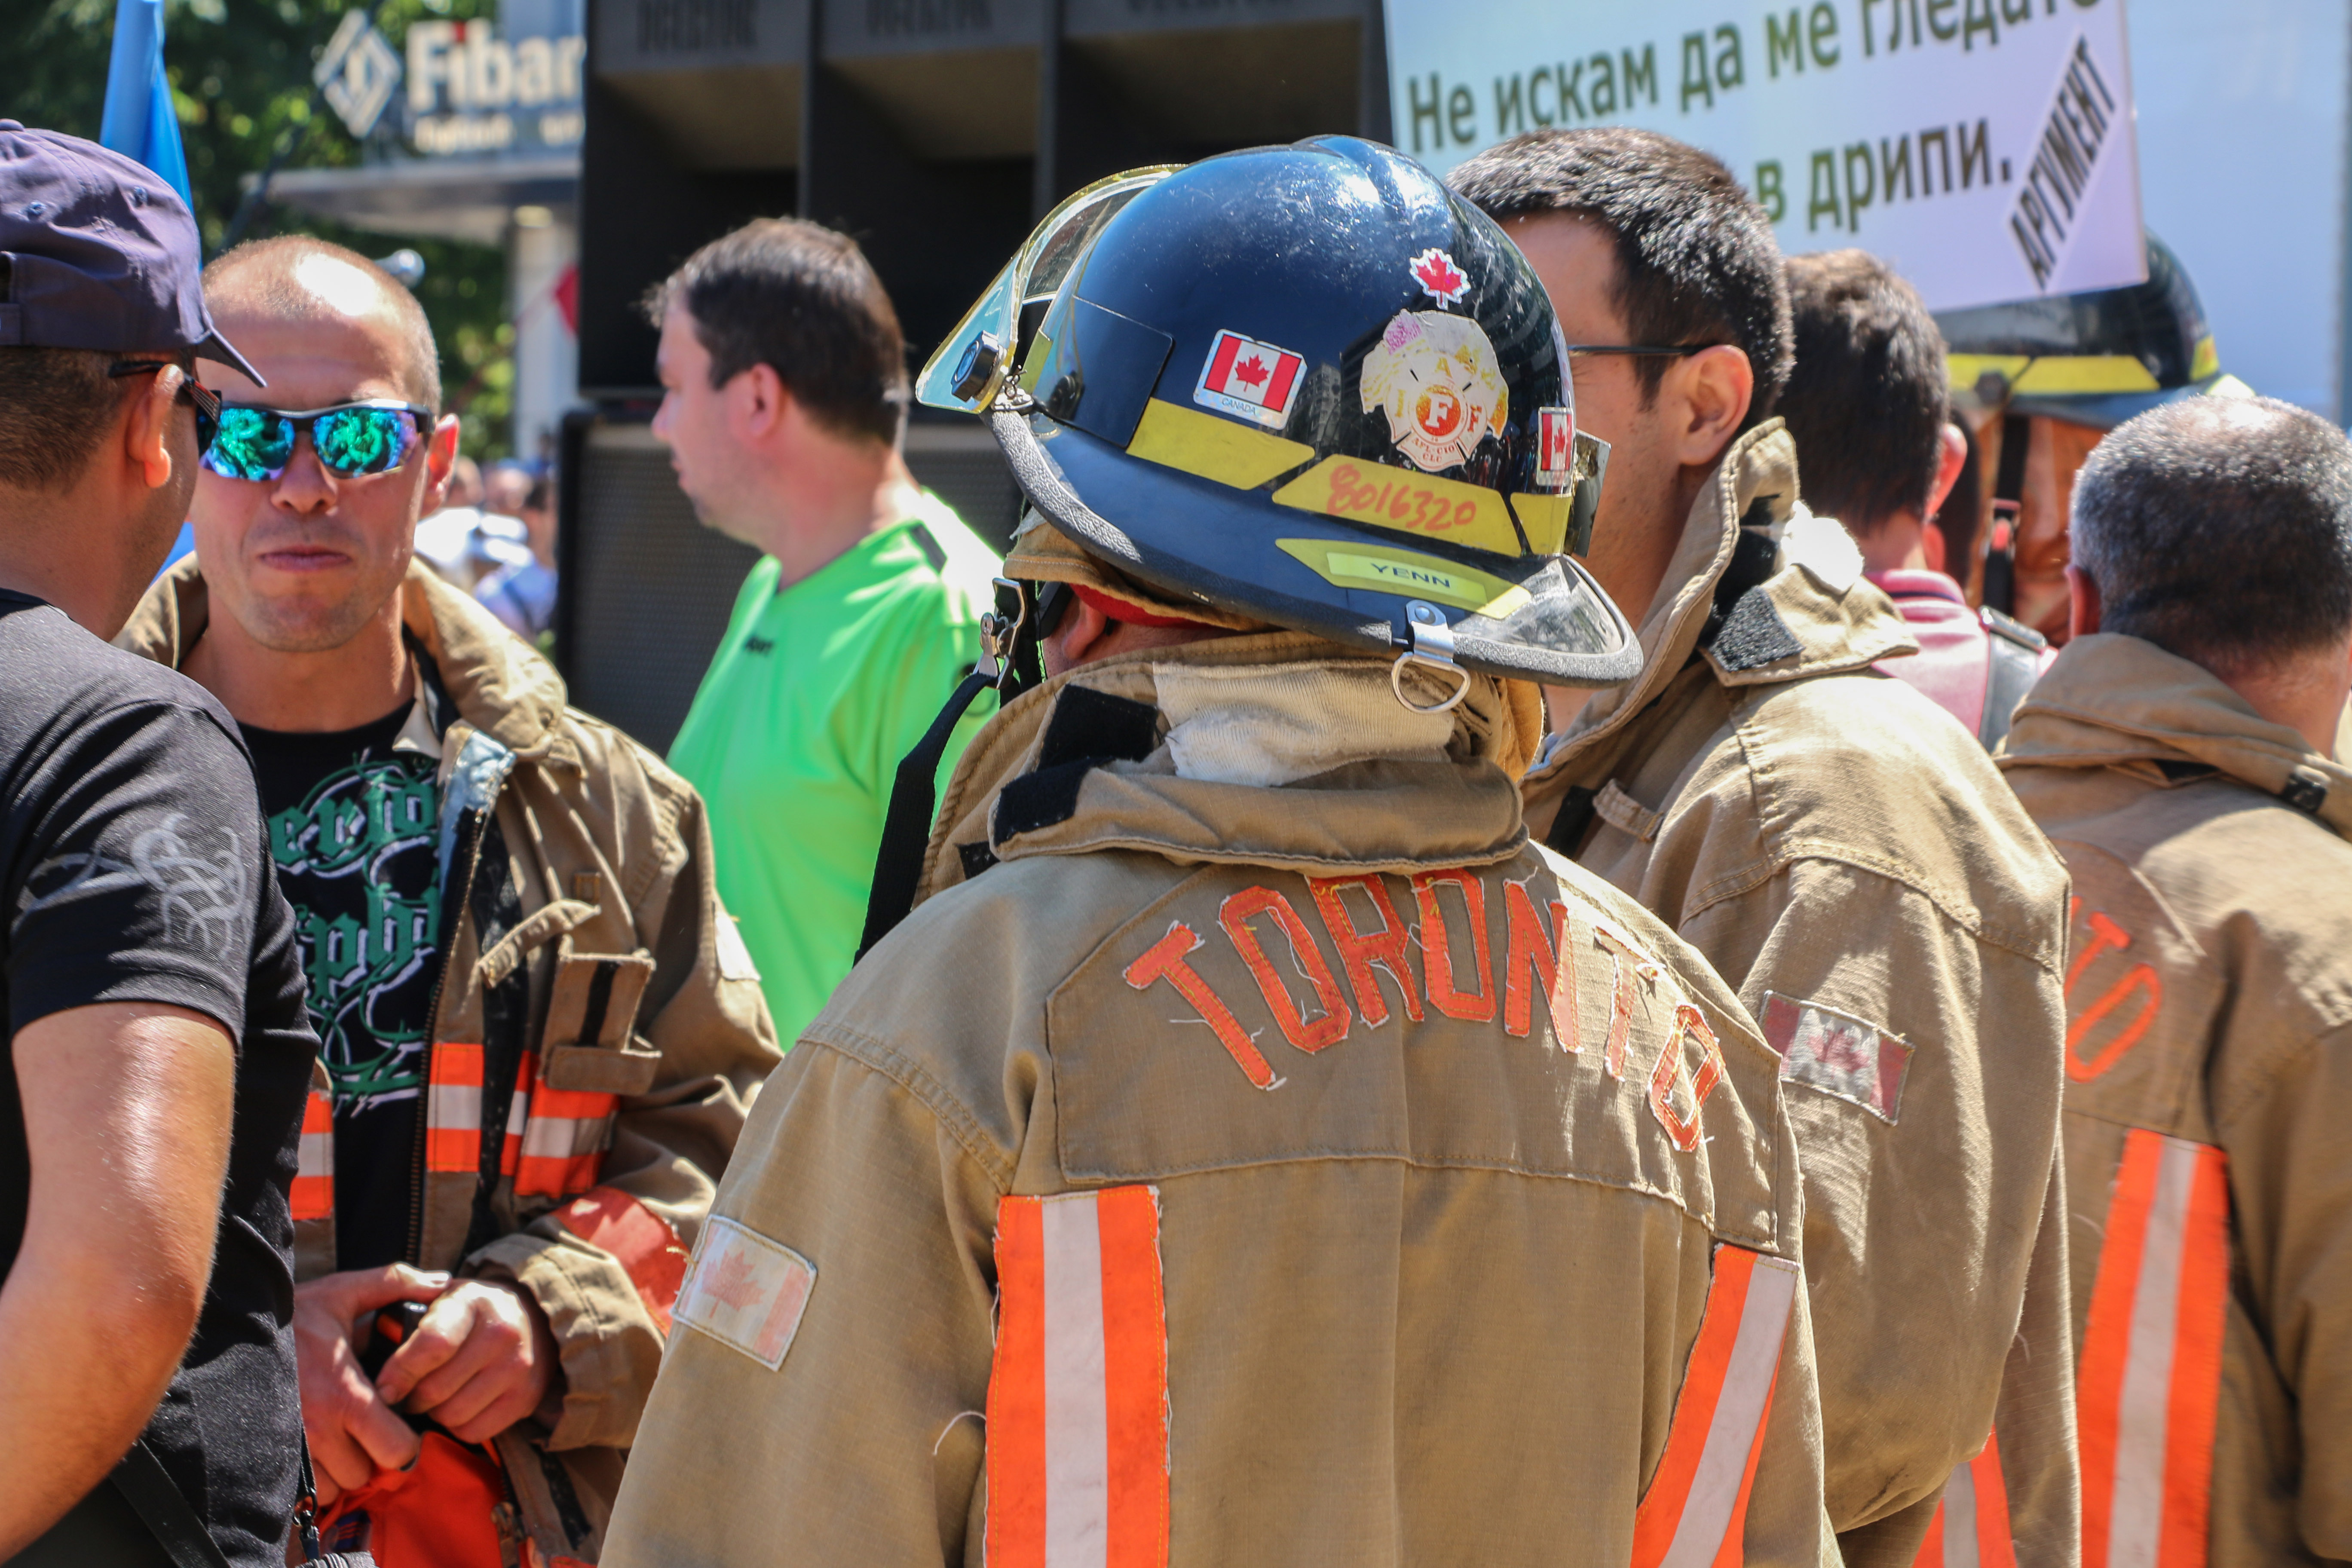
top-left (0, 590), bottom-right (313, 1567)
top-left (242, 704), bottom-right (443, 1272)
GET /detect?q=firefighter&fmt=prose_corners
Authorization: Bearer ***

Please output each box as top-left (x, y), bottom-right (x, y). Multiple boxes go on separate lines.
top-left (2001, 395), bottom-right (2352, 1566)
top-left (1936, 232), bottom-right (2253, 644)
top-left (1453, 128), bottom-right (2078, 1564)
top-left (602, 137), bottom-right (1836, 1566)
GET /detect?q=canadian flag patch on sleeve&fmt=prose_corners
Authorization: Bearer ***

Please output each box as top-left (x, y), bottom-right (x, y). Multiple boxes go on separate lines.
top-left (1761, 992), bottom-right (1913, 1124)
top-left (674, 1216), bottom-right (816, 1370)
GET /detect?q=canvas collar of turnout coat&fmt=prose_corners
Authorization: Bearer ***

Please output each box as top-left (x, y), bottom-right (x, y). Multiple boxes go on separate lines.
top-left (603, 632), bottom-right (1839, 1568)
top-left (2000, 634), bottom-right (2352, 1566)
top-left (1522, 423), bottom-right (2080, 1566)
top-left (120, 559), bottom-right (779, 1559)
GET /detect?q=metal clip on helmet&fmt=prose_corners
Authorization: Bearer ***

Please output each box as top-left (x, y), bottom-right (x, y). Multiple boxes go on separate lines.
top-left (919, 135), bottom-right (1643, 707)
top-left (1936, 233), bottom-right (2248, 431)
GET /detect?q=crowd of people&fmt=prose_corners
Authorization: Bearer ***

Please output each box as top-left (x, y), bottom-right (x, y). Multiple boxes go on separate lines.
top-left (0, 108), bottom-right (2343, 1568)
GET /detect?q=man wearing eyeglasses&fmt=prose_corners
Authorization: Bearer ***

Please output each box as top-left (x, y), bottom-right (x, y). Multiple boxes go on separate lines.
top-left (1452, 129), bottom-right (2078, 1565)
top-left (0, 124), bottom-right (317, 1565)
top-left (116, 234), bottom-right (779, 1563)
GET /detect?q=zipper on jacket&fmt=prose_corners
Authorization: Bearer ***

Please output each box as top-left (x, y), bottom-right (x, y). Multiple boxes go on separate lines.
top-left (408, 802), bottom-right (494, 1265)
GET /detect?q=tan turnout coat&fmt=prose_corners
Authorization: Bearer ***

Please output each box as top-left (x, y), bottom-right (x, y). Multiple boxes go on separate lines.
top-left (604, 634), bottom-right (1837, 1567)
top-left (1522, 424), bottom-right (2079, 1565)
top-left (121, 560), bottom-right (780, 1558)
top-left (2000, 634), bottom-right (2352, 1566)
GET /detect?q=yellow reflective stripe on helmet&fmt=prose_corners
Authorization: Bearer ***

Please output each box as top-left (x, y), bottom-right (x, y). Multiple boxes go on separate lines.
top-left (2190, 334), bottom-right (2220, 383)
top-left (1276, 539), bottom-right (1533, 618)
top-left (1948, 352), bottom-right (2162, 395)
top-left (1508, 490), bottom-right (1575, 555)
top-left (1126, 397), bottom-right (1315, 490)
top-left (1271, 455), bottom-right (1524, 555)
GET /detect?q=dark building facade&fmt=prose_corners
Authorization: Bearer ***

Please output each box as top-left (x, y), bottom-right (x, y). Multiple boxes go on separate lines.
top-left (561, 0), bottom-right (1392, 750)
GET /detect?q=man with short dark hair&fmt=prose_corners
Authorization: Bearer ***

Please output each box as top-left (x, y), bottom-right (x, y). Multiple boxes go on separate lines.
top-left (116, 233), bottom-right (778, 1562)
top-left (649, 217), bottom-right (1001, 1048)
top-left (0, 122), bottom-right (314, 1565)
top-left (1454, 127), bottom-right (2079, 1565)
top-left (1779, 250), bottom-right (2051, 747)
top-left (2000, 395), bottom-right (2352, 1565)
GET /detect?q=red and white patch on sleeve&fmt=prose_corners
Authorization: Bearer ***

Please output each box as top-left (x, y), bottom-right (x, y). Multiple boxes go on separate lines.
top-left (1761, 992), bottom-right (1914, 1124)
top-left (674, 1216), bottom-right (816, 1370)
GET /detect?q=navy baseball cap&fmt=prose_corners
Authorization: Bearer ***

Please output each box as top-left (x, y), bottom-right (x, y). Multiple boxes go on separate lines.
top-left (0, 119), bottom-right (263, 386)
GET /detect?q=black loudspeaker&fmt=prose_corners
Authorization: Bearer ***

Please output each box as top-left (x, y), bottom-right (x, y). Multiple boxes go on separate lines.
top-left (554, 409), bottom-right (1020, 756)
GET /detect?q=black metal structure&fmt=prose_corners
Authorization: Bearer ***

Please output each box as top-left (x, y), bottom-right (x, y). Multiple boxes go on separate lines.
top-left (560, 0), bottom-right (1392, 748)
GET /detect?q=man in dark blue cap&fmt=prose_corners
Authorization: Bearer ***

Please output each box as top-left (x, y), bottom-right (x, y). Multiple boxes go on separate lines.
top-left (0, 122), bottom-right (314, 1566)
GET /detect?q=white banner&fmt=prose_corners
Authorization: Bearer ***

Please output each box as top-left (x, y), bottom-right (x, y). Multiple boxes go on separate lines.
top-left (1385, 0), bottom-right (2145, 311)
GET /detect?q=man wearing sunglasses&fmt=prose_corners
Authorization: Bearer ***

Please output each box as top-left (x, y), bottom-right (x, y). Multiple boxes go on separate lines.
top-left (1452, 128), bottom-right (2078, 1564)
top-left (0, 123), bottom-right (317, 1565)
top-left (116, 235), bottom-right (779, 1563)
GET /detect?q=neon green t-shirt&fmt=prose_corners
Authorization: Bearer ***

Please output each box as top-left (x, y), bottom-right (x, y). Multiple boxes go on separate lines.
top-left (668, 493), bottom-right (1000, 1047)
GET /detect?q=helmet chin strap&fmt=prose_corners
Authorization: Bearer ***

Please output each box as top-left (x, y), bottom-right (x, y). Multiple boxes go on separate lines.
top-left (855, 577), bottom-right (1069, 961)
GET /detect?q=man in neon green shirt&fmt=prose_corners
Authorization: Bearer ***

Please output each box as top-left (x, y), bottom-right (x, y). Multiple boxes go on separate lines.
top-left (648, 218), bottom-right (1001, 1046)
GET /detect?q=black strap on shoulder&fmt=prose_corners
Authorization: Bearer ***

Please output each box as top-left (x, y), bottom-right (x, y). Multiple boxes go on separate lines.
top-left (1981, 413), bottom-right (2031, 616)
top-left (109, 1441), bottom-right (233, 1568)
top-left (1542, 784), bottom-right (1599, 857)
top-left (856, 667), bottom-right (998, 962)
top-left (1697, 527), bottom-right (1783, 653)
top-left (1976, 606), bottom-right (2047, 750)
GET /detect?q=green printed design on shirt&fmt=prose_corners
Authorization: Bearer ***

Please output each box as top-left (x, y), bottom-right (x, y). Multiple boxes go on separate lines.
top-left (267, 756), bottom-right (442, 1110)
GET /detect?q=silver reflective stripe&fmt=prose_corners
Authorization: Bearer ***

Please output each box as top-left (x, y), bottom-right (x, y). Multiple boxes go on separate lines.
top-left (1942, 1457), bottom-right (1981, 1568)
top-left (1041, 1194), bottom-right (1110, 1568)
top-left (1657, 1254), bottom-right (1803, 1568)
top-left (2106, 1137), bottom-right (2201, 1568)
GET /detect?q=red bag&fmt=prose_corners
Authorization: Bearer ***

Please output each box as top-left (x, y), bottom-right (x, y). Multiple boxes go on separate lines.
top-left (317, 1433), bottom-right (509, 1568)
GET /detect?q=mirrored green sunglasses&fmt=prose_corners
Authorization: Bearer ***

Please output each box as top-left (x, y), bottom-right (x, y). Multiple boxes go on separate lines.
top-left (201, 400), bottom-right (434, 482)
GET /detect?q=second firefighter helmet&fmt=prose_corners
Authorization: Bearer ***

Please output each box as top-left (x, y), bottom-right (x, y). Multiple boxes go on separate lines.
top-left (918, 135), bottom-right (1642, 691)
top-left (1936, 232), bottom-right (2250, 430)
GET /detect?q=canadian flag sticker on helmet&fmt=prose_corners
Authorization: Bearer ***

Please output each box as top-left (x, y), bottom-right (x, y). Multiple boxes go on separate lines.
top-left (1362, 311), bottom-right (1509, 474)
top-left (1409, 248), bottom-right (1470, 308)
top-left (1195, 329), bottom-right (1306, 430)
top-left (1537, 407), bottom-right (1576, 487)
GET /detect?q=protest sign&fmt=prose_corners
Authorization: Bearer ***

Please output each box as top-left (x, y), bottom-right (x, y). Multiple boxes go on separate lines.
top-left (1385, 0), bottom-right (2145, 311)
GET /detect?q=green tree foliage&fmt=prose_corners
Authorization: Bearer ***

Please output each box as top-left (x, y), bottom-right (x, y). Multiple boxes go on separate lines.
top-left (0, 0), bottom-right (515, 456)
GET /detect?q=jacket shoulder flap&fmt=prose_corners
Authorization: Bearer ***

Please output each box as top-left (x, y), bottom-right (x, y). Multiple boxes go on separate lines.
top-left (1047, 845), bottom-right (1785, 1247)
top-left (1726, 670), bottom-right (2067, 970)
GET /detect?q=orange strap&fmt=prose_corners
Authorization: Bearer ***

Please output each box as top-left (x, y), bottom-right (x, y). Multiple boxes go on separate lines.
top-left (987, 1186), bottom-right (1169, 1568)
top-left (2077, 1130), bottom-right (2230, 1568)
top-left (552, 1186), bottom-right (690, 1333)
top-left (291, 1086), bottom-right (335, 1222)
top-left (1632, 1245), bottom-right (1804, 1568)
top-left (1914, 1429), bottom-right (2018, 1568)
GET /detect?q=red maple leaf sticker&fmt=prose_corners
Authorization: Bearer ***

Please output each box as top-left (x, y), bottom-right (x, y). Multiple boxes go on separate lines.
top-left (701, 1246), bottom-right (768, 1314)
top-left (1410, 248), bottom-right (1469, 306)
top-left (1234, 354), bottom-right (1269, 387)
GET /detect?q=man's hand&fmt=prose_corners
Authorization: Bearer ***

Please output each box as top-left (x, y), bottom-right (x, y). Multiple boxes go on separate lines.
top-left (376, 1278), bottom-right (562, 1445)
top-left (294, 1265), bottom-right (449, 1506)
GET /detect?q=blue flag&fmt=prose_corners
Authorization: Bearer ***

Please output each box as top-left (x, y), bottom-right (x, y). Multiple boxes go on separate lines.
top-left (99, 0), bottom-right (193, 209)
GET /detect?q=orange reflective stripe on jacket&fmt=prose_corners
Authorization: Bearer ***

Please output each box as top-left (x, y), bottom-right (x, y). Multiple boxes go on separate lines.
top-left (292, 1085), bottom-right (335, 1222)
top-left (499, 1050), bottom-right (537, 1179)
top-left (515, 1076), bottom-right (616, 1197)
top-left (1632, 1245), bottom-right (1804, 1568)
top-left (986, 1186), bottom-right (1170, 1568)
top-left (2078, 1130), bottom-right (2230, 1568)
top-left (1914, 1430), bottom-right (2017, 1568)
top-left (426, 1041), bottom-right (486, 1173)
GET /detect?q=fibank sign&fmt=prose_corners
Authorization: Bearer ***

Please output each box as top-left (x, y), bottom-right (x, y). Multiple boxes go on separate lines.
top-left (317, 0), bottom-right (585, 158)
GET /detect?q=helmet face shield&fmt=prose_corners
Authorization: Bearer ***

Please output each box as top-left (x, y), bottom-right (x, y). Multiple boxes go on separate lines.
top-left (923, 137), bottom-right (1640, 689)
top-left (916, 168), bottom-right (1178, 417)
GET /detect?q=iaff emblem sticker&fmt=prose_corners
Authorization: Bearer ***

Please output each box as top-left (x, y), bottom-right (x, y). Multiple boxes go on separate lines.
top-left (1194, 329), bottom-right (1306, 430)
top-left (1537, 407), bottom-right (1575, 487)
top-left (1361, 311), bottom-right (1509, 474)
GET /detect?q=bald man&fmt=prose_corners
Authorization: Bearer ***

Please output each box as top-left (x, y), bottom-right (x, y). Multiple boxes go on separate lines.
top-left (114, 236), bottom-right (778, 1561)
